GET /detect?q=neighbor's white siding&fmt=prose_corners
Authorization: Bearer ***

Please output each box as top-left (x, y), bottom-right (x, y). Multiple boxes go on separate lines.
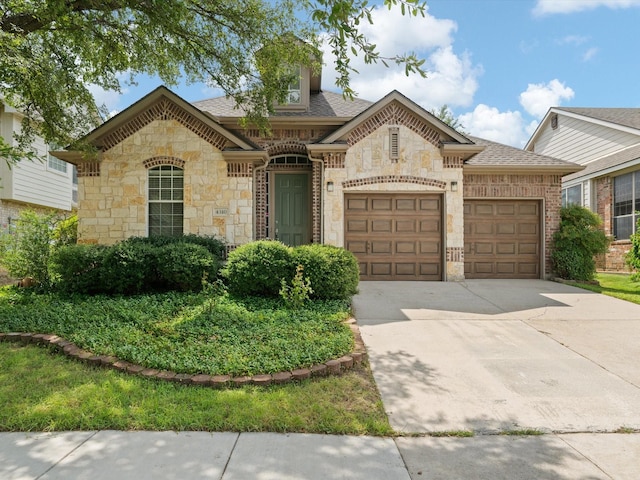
top-left (533, 115), bottom-right (640, 165)
top-left (0, 108), bottom-right (73, 211)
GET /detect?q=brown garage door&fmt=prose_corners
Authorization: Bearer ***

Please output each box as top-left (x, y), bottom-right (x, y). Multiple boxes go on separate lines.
top-left (344, 193), bottom-right (443, 281)
top-left (464, 200), bottom-right (541, 279)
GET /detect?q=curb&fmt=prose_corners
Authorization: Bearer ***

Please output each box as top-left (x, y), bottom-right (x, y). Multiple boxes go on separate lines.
top-left (0, 318), bottom-right (368, 388)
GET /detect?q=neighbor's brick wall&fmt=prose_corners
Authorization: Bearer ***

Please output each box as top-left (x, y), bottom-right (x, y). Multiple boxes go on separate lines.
top-left (77, 119), bottom-right (253, 245)
top-left (463, 173), bottom-right (562, 278)
top-left (594, 176), bottom-right (632, 271)
top-left (0, 200), bottom-right (65, 231)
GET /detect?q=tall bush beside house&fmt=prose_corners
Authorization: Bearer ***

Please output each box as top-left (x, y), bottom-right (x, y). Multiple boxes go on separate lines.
top-left (292, 244), bottom-right (360, 300)
top-left (626, 216), bottom-right (640, 281)
top-left (551, 205), bottom-right (611, 281)
top-left (50, 244), bottom-right (108, 294)
top-left (0, 210), bottom-right (71, 288)
top-left (223, 240), bottom-right (294, 297)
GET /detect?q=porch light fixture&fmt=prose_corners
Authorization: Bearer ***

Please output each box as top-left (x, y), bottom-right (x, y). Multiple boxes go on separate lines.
top-left (450, 181), bottom-right (458, 192)
top-left (326, 181), bottom-right (334, 192)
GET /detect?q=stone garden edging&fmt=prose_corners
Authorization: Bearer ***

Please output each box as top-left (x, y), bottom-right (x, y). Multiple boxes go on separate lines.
top-left (0, 318), bottom-right (367, 388)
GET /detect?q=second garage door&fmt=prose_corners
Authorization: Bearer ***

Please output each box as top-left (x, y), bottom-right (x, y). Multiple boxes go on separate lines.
top-left (344, 193), bottom-right (443, 280)
top-left (464, 200), bottom-right (541, 279)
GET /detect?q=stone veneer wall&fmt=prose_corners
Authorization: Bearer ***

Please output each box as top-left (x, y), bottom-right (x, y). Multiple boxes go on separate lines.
top-left (323, 124), bottom-right (465, 281)
top-left (77, 119), bottom-right (252, 245)
top-left (463, 173), bottom-right (562, 278)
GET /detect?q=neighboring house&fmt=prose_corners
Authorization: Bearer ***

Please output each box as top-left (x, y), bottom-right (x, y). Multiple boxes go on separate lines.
top-left (53, 67), bottom-right (580, 281)
top-left (0, 100), bottom-right (77, 228)
top-left (526, 108), bottom-right (640, 271)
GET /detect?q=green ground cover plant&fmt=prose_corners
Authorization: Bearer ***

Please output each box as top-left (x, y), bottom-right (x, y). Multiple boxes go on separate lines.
top-left (0, 289), bottom-right (353, 376)
top-left (0, 343), bottom-right (391, 434)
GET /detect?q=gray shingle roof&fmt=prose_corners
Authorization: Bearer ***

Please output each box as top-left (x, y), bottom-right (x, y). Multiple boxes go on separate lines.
top-left (557, 107), bottom-right (640, 131)
top-left (564, 143), bottom-right (640, 182)
top-left (193, 91), bottom-right (373, 119)
top-left (466, 136), bottom-right (581, 169)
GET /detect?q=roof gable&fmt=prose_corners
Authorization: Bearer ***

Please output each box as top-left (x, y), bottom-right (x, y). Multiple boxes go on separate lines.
top-left (319, 90), bottom-right (473, 146)
top-left (85, 86), bottom-right (257, 152)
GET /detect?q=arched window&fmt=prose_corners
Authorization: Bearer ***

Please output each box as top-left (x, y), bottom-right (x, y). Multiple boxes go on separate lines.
top-left (148, 165), bottom-right (183, 237)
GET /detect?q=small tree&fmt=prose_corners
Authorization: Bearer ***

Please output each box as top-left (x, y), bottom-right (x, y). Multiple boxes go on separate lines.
top-left (551, 205), bottom-right (611, 281)
top-left (0, 210), bottom-right (59, 287)
top-left (626, 215), bottom-right (640, 281)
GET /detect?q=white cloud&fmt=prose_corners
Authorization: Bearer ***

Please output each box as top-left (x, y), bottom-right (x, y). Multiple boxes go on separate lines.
top-left (518, 79), bottom-right (574, 118)
top-left (321, 6), bottom-right (482, 110)
top-left (582, 47), bottom-right (599, 61)
top-left (557, 35), bottom-right (589, 46)
top-left (459, 105), bottom-right (529, 147)
top-left (534, 0), bottom-right (640, 15)
top-left (87, 84), bottom-right (126, 114)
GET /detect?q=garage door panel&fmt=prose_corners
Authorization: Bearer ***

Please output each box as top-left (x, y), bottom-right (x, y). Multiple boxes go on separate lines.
top-left (396, 242), bottom-right (417, 254)
top-left (345, 193), bottom-right (442, 281)
top-left (346, 219), bottom-right (368, 233)
top-left (371, 219), bottom-right (392, 233)
top-left (346, 240), bottom-right (367, 254)
top-left (396, 219), bottom-right (417, 233)
top-left (372, 198), bottom-right (393, 211)
top-left (346, 198), bottom-right (368, 211)
top-left (419, 220), bottom-right (441, 233)
top-left (396, 199), bottom-right (416, 211)
top-left (465, 200), bottom-right (541, 279)
top-left (371, 241), bottom-right (392, 254)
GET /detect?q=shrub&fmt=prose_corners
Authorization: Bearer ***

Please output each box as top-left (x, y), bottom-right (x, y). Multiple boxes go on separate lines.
top-left (0, 210), bottom-right (59, 287)
top-left (52, 214), bottom-right (78, 246)
top-left (124, 234), bottom-right (226, 261)
top-left (292, 244), bottom-right (360, 299)
top-left (50, 244), bottom-right (108, 294)
top-left (99, 240), bottom-right (160, 294)
top-left (223, 240), bottom-right (294, 297)
top-left (626, 216), bottom-right (640, 281)
top-left (551, 205), bottom-right (611, 281)
top-left (157, 243), bottom-right (218, 291)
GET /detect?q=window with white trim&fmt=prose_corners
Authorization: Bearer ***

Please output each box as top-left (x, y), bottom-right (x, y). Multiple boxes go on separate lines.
top-left (286, 65), bottom-right (302, 104)
top-left (613, 171), bottom-right (640, 240)
top-left (561, 184), bottom-right (582, 207)
top-left (47, 145), bottom-right (68, 173)
top-left (148, 165), bottom-right (184, 237)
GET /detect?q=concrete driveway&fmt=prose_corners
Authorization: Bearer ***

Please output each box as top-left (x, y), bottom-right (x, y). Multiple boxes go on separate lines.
top-left (353, 279), bottom-right (640, 434)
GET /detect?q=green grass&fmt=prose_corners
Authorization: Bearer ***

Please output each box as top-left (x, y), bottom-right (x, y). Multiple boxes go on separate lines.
top-left (0, 289), bottom-right (353, 376)
top-left (0, 342), bottom-right (392, 434)
top-left (571, 273), bottom-right (640, 305)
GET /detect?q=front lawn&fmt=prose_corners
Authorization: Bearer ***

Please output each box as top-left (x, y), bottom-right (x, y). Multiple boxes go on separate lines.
top-left (571, 272), bottom-right (640, 305)
top-left (0, 289), bottom-right (353, 376)
top-left (0, 343), bottom-right (391, 434)
top-left (0, 287), bottom-right (392, 434)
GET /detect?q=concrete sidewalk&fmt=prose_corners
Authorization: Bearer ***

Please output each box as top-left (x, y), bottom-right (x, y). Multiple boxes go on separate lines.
top-left (2, 430), bottom-right (640, 480)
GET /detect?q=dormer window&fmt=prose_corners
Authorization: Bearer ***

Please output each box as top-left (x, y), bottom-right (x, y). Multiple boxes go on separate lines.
top-left (287, 66), bottom-right (302, 104)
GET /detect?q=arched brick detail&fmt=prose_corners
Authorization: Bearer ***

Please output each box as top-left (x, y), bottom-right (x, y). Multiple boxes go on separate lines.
top-left (265, 141), bottom-right (308, 157)
top-left (342, 175), bottom-right (447, 189)
top-left (142, 156), bottom-right (185, 169)
top-left (348, 103), bottom-right (441, 147)
top-left (100, 98), bottom-right (227, 151)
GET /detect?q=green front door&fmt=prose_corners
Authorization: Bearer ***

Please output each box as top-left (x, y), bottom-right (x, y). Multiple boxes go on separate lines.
top-left (275, 173), bottom-right (310, 246)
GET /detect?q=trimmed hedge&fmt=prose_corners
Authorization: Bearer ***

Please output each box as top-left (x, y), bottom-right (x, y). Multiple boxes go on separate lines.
top-left (293, 244), bottom-right (359, 300)
top-left (50, 235), bottom-right (224, 295)
top-left (223, 240), bottom-right (295, 297)
top-left (223, 241), bottom-right (360, 300)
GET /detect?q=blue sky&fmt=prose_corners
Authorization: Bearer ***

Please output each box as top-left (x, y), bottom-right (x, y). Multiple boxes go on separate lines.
top-left (94, 0), bottom-right (640, 148)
